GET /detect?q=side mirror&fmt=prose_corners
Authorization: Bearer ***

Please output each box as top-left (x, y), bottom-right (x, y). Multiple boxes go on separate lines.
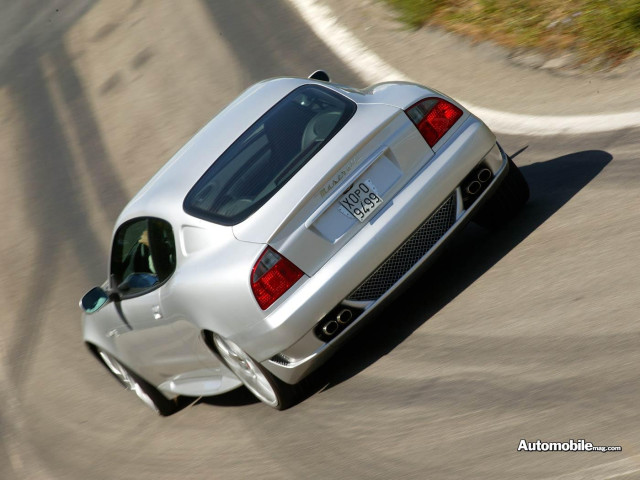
top-left (308, 70), bottom-right (330, 82)
top-left (80, 287), bottom-right (109, 313)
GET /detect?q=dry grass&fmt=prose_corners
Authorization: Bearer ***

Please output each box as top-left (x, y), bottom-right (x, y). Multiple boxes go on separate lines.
top-left (385, 0), bottom-right (640, 65)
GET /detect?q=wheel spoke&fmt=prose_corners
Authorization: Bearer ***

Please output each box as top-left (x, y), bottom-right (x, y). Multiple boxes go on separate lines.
top-left (213, 335), bottom-right (278, 407)
top-left (98, 349), bottom-right (160, 414)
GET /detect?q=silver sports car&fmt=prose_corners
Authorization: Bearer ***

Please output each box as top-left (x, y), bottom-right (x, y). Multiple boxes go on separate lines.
top-left (80, 71), bottom-right (528, 413)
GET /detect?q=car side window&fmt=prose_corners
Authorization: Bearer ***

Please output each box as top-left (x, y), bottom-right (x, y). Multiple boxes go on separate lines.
top-left (110, 217), bottom-right (176, 295)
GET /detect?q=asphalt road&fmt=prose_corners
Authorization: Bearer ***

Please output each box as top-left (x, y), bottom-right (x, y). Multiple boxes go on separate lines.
top-left (1, 1), bottom-right (639, 479)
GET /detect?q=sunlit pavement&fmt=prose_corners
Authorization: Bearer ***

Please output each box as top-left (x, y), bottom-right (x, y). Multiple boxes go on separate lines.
top-left (1, 1), bottom-right (639, 479)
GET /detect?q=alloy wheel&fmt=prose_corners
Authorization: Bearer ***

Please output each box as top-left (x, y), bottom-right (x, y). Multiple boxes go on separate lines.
top-left (98, 349), bottom-right (160, 414)
top-left (212, 334), bottom-right (279, 407)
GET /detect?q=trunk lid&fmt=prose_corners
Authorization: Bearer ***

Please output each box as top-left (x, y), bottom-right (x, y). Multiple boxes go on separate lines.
top-left (233, 102), bottom-right (433, 275)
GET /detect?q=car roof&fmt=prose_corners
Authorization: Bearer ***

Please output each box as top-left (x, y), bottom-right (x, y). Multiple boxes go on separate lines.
top-left (116, 77), bottom-right (314, 227)
top-left (114, 76), bottom-right (435, 231)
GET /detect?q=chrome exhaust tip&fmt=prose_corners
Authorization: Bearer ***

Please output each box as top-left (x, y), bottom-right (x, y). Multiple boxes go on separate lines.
top-left (322, 320), bottom-right (339, 336)
top-left (313, 305), bottom-right (365, 342)
top-left (336, 309), bottom-right (353, 325)
top-left (477, 168), bottom-right (492, 183)
top-left (465, 180), bottom-right (482, 195)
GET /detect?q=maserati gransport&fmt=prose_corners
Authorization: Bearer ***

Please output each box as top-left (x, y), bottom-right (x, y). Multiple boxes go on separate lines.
top-left (80, 71), bottom-right (528, 413)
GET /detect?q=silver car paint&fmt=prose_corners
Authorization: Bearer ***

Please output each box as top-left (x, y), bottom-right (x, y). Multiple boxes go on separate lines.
top-left (236, 117), bottom-right (499, 367)
top-left (82, 77), bottom-right (500, 398)
top-left (262, 142), bottom-right (507, 384)
top-left (234, 104), bottom-right (436, 274)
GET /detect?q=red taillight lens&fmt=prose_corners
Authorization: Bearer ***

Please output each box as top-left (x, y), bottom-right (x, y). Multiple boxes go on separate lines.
top-left (406, 98), bottom-right (463, 148)
top-left (251, 247), bottom-right (303, 310)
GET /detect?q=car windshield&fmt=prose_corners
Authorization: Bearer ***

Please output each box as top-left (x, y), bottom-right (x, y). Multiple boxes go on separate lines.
top-left (183, 84), bottom-right (356, 225)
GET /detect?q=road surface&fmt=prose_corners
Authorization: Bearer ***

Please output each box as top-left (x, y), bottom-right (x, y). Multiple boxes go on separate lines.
top-left (1, 1), bottom-right (639, 479)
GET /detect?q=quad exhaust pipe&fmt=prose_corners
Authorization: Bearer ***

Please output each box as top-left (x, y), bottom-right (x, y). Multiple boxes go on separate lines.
top-left (336, 308), bottom-right (353, 325)
top-left (318, 308), bottom-right (355, 339)
top-left (465, 180), bottom-right (482, 195)
top-left (322, 320), bottom-right (339, 336)
top-left (477, 167), bottom-right (492, 183)
top-left (464, 167), bottom-right (493, 195)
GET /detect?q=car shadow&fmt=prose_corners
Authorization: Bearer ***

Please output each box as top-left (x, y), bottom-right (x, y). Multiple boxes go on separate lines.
top-left (309, 149), bottom-right (612, 392)
top-left (189, 387), bottom-right (260, 409)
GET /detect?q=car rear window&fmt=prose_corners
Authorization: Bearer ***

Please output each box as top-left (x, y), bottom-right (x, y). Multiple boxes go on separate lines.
top-left (183, 85), bottom-right (356, 225)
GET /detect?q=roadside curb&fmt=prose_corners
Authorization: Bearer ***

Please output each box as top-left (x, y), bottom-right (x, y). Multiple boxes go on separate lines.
top-left (286, 0), bottom-right (640, 135)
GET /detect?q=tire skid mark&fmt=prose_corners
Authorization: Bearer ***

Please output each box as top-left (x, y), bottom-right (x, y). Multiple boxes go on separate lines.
top-left (47, 43), bottom-right (129, 220)
top-left (4, 41), bottom-right (127, 391)
top-left (201, 0), bottom-right (360, 87)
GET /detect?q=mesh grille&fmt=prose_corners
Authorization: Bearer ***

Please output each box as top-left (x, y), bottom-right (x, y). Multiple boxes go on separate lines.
top-left (269, 353), bottom-right (293, 366)
top-left (347, 194), bottom-right (457, 301)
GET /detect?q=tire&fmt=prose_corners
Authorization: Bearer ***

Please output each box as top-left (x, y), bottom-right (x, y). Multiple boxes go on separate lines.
top-left (212, 334), bottom-right (304, 410)
top-left (96, 348), bottom-right (178, 416)
top-left (473, 157), bottom-right (529, 229)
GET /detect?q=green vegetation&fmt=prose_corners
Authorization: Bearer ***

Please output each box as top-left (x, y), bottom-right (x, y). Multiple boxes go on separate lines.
top-left (384, 0), bottom-right (640, 65)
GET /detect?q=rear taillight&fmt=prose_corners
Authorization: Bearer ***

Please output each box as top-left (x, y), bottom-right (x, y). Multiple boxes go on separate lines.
top-left (405, 98), bottom-right (463, 148)
top-left (251, 247), bottom-right (303, 310)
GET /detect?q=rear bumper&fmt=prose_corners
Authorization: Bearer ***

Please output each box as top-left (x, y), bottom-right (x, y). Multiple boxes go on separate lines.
top-left (233, 116), bottom-right (505, 383)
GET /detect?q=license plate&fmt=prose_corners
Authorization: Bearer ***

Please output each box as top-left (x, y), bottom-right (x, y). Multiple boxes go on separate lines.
top-left (338, 179), bottom-right (384, 223)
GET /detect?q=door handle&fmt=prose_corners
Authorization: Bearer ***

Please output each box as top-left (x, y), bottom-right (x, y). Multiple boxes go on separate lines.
top-left (152, 305), bottom-right (163, 320)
